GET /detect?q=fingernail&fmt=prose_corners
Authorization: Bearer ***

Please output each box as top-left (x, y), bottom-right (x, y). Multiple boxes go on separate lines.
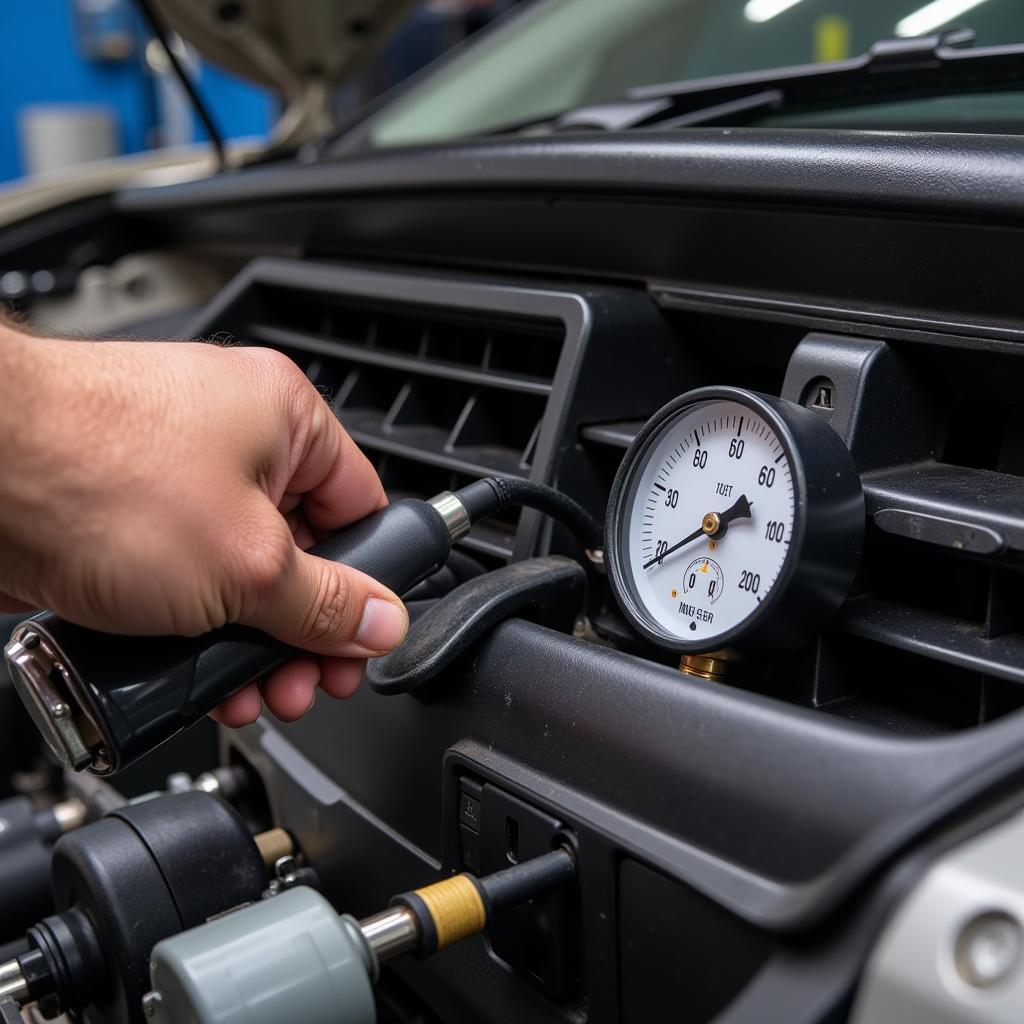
top-left (305, 690), bottom-right (317, 714)
top-left (355, 598), bottom-right (407, 652)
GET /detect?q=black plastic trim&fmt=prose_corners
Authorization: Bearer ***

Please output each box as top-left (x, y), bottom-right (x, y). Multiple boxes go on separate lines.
top-left (114, 130), bottom-right (1024, 223)
top-left (228, 616), bottom-right (1024, 933)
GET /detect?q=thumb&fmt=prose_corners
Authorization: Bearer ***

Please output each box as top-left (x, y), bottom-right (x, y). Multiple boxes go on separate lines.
top-left (245, 548), bottom-right (409, 658)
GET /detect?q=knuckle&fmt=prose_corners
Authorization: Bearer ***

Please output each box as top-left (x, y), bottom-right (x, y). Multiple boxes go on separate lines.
top-left (231, 530), bottom-right (293, 594)
top-left (301, 570), bottom-right (361, 648)
top-left (245, 347), bottom-right (312, 400)
top-left (252, 345), bottom-right (302, 377)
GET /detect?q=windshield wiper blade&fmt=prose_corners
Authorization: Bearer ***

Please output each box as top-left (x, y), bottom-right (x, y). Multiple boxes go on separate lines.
top-left (551, 28), bottom-right (1024, 132)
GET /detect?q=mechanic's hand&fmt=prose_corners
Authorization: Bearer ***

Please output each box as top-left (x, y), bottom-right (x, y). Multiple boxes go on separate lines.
top-left (0, 328), bottom-right (408, 726)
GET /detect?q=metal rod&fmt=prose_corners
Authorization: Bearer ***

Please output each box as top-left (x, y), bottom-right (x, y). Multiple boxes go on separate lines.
top-left (133, 0), bottom-right (226, 170)
top-left (359, 907), bottom-right (420, 964)
top-left (0, 961), bottom-right (27, 1005)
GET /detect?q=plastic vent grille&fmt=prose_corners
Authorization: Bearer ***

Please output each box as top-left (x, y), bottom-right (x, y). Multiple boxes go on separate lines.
top-left (241, 284), bottom-right (564, 563)
top-left (830, 338), bottom-right (1024, 732)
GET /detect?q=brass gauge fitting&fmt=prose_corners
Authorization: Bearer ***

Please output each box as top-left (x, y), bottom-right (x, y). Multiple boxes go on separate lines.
top-left (679, 649), bottom-right (742, 681)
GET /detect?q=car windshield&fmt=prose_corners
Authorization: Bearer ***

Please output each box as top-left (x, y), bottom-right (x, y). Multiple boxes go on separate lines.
top-left (363, 0), bottom-right (1024, 148)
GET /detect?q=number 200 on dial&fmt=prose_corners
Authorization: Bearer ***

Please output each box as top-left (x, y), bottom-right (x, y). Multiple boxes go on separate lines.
top-left (604, 387), bottom-right (866, 655)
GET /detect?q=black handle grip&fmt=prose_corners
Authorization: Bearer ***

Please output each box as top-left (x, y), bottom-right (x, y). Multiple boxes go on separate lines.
top-left (16, 499), bottom-right (451, 774)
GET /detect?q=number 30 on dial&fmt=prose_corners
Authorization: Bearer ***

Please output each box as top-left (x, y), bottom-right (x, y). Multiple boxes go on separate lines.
top-left (604, 386), bottom-right (865, 655)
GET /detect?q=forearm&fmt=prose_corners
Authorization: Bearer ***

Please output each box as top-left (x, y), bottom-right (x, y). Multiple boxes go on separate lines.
top-left (0, 318), bottom-right (36, 440)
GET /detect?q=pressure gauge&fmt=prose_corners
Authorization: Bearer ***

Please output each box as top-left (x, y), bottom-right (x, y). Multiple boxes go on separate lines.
top-left (605, 387), bottom-right (864, 655)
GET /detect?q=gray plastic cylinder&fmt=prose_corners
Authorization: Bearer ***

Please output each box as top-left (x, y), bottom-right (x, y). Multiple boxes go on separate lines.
top-left (147, 887), bottom-right (378, 1024)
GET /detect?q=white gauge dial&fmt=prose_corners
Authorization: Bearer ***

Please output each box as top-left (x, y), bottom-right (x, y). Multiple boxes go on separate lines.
top-left (623, 399), bottom-right (795, 647)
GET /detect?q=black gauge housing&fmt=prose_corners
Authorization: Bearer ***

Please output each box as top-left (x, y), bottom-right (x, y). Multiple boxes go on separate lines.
top-left (605, 386), bottom-right (865, 655)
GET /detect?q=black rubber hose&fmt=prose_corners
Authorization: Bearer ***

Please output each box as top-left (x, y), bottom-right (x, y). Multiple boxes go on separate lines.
top-left (455, 477), bottom-right (603, 553)
top-left (476, 847), bottom-right (576, 914)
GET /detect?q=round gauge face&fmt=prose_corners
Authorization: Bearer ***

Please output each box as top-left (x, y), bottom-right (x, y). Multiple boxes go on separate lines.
top-left (614, 397), bottom-right (798, 651)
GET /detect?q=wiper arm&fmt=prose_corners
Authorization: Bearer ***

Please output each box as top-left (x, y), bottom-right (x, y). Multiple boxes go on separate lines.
top-left (549, 28), bottom-right (1024, 132)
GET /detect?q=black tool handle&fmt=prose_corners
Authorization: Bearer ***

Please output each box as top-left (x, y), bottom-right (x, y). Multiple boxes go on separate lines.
top-left (25, 499), bottom-right (452, 774)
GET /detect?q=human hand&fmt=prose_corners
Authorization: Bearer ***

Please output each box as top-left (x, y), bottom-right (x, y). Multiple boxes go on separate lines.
top-left (0, 328), bottom-right (408, 726)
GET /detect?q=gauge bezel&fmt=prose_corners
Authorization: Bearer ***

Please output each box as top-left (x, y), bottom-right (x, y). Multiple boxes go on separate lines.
top-left (605, 386), bottom-right (812, 655)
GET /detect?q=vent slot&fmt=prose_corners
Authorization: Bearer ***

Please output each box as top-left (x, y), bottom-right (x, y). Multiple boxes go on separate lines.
top-left (927, 345), bottom-right (1024, 477)
top-left (860, 533), bottom-right (990, 625)
top-left (487, 325), bottom-right (563, 381)
top-left (942, 399), bottom-right (1024, 477)
top-left (818, 635), bottom-right (995, 734)
top-left (372, 313), bottom-right (426, 355)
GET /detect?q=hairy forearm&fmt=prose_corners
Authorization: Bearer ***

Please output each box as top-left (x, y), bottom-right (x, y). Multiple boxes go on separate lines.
top-left (0, 320), bottom-right (49, 488)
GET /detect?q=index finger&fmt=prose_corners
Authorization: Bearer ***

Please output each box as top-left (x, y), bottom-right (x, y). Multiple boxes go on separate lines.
top-left (285, 398), bottom-right (387, 532)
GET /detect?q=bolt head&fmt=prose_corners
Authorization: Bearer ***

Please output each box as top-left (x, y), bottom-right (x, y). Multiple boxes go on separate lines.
top-left (955, 911), bottom-right (1024, 988)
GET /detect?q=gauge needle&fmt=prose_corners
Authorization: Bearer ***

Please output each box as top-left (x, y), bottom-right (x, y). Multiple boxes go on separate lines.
top-left (643, 494), bottom-right (752, 569)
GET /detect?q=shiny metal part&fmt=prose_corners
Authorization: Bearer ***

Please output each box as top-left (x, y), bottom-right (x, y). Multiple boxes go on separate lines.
top-left (428, 491), bottom-right (472, 542)
top-left (273, 855), bottom-right (299, 885)
top-left (851, 807), bottom-right (1024, 1024)
top-left (955, 911), bottom-right (1024, 989)
top-left (358, 906), bottom-right (420, 964)
top-left (679, 649), bottom-right (742, 681)
top-left (4, 629), bottom-right (94, 771)
top-left (191, 766), bottom-right (246, 800)
top-left (0, 960), bottom-right (28, 1004)
top-left (165, 772), bottom-right (192, 794)
top-left (52, 798), bottom-right (88, 834)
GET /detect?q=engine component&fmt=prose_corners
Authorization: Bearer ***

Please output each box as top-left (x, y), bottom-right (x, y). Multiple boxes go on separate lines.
top-left (145, 847), bottom-right (576, 1024)
top-left (0, 791), bottom-right (275, 1024)
top-left (605, 385), bottom-right (864, 655)
top-left (0, 796), bottom-right (85, 941)
top-left (4, 479), bottom-right (600, 776)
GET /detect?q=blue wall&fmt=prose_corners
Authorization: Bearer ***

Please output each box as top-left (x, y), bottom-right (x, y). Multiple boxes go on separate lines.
top-left (0, 0), bottom-right (273, 183)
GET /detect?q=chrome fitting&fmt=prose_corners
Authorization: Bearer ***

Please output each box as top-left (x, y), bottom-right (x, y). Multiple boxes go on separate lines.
top-left (358, 906), bottom-right (420, 964)
top-left (4, 627), bottom-right (101, 772)
top-left (52, 797), bottom-right (88, 834)
top-left (428, 491), bottom-right (472, 542)
top-left (0, 959), bottom-right (28, 1004)
top-left (191, 766), bottom-right (246, 801)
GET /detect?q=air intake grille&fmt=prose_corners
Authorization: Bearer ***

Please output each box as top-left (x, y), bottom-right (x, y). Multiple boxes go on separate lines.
top-left (250, 293), bottom-right (560, 561)
top-left (184, 259), bottom-right (648, 564)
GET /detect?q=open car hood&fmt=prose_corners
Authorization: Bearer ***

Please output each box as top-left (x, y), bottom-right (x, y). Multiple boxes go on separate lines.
top-left (152, 0), bottom-right (419, 144)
